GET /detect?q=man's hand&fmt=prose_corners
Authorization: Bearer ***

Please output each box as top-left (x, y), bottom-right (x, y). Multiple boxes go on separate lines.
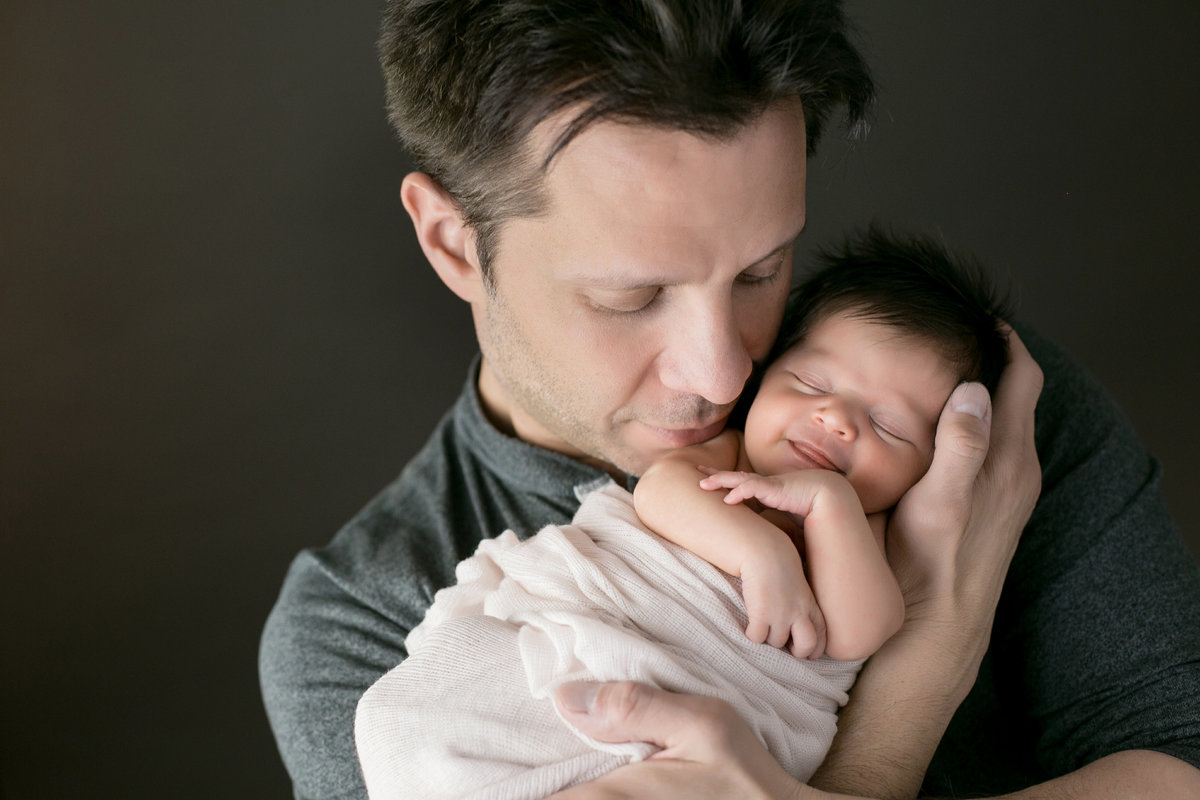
top-left (811, 327), bottom-right (1043, 800)
top-left (887, 326), bottom-right (1043, 630)
top-left (547, 681), bottom-right (852, 800)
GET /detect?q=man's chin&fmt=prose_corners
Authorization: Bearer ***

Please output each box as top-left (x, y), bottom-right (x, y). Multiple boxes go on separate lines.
top-left (606, 431), bottom-right (725, 479)
top-left (637, 418), bottom-right (728, 450)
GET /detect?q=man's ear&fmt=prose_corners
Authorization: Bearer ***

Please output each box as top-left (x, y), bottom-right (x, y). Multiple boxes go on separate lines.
top-left (401, 172), bottom-right (486, 303)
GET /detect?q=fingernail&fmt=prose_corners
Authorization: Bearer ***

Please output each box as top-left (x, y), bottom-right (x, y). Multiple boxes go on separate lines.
top-left (951, 382), bottom-right (989, 420)
top-left (557, 682), bottom-right (600, 714)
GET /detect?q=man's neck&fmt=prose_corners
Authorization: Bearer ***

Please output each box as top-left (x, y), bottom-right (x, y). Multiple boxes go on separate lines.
top-left (476, 358), bottom-right (518, 439)
top-left (476, 359), bottom-right (629, 483)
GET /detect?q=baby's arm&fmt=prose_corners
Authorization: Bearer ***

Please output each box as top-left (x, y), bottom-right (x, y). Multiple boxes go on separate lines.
top-left (699, 470), bottom-right (904, 662)
top-left (634, 432), bottom-right (827, 659)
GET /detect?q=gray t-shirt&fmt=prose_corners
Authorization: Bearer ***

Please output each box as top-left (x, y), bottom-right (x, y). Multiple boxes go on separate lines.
top-left (259, 327), bottom-right (1200, 800)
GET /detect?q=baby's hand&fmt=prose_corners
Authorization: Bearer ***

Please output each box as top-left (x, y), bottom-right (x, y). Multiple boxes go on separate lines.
top-left (699, 468), bottom-right (853, 519)
top-left (740, 546), bottom-right (827, 660)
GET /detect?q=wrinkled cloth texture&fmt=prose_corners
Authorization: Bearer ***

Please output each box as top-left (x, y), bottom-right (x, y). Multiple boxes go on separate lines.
top-left (354, 483), bottom-right (860, 800)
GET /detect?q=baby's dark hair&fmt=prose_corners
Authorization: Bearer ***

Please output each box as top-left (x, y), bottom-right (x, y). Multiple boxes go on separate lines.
top-left (773, 225), bottom-right (1011, 393)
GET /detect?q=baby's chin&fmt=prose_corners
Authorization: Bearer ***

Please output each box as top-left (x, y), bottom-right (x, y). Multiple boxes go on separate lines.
top-left (853, 484), bottom-right (907, 517)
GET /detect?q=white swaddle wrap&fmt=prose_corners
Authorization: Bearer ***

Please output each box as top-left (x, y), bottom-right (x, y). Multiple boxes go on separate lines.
top-left (355, 482), bottom-right (860, 800)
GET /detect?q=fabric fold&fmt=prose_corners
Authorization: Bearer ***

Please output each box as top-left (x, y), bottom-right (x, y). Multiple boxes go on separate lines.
top-left (355, 483), bottom-right (860, 800)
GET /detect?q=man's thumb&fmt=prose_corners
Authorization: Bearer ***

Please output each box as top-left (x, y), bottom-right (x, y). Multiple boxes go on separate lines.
top-left (554, 681), bottom-right (702, 751)
top-left (555, 682), bottom-right (653, 744)
top-left (926, 382), bottom-right (992, 495)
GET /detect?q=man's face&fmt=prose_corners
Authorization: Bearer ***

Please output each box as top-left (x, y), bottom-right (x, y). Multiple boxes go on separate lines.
top-left (743, 313), bottom-right (960, 514)
top-left (472, 104), bottom-right (808, 477)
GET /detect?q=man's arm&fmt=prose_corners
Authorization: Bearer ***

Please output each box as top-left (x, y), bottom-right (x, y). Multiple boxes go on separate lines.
top-left (809, 326), bottom-right (1200, 799)
top-left (544, 336), bottom-right (1040, 800)
top-left (260, 551), bottom-right (414, 800)
top-left (547, 684), bottom-right (1200, 800)
top-left (990, 751), bottom-right (1200, 800)
top-left (557, 329), bottom-right (1200, 798)
top-left (807, 327), bottom-right (1043, 798)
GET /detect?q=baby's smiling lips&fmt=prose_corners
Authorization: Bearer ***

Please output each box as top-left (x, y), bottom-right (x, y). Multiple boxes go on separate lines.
top-left (788, 440), bottom-right (843, 473)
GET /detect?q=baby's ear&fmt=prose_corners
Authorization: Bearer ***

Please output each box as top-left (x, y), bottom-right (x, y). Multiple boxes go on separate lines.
top-left (401, 172), bottom-right (486, 303)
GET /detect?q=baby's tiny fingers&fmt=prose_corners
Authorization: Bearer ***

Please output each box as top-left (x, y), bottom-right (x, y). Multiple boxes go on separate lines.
top-left (745, 619), bottom-right (769, 645)
top-left (766, 622), bottom-right (791, 650)
top-left (789, 620), bottom-right (818, 659)
top-left (699, 472), bottom-right (735, 488)
top-left (722, 483), bottom-right (760, 505)
top-left (698, 470), bottom-right (755, 488)
top-left (805, 609), bottom-right (828, 661)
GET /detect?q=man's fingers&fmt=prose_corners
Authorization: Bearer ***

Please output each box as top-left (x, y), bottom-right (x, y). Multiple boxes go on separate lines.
top-left (922, 382), bottom-right (992, 504)
top-left (978, 325), bottom-right (1044, 539)
top-left (991, 326), bottom-right (1043, 448)
top-left (546, 681), bottom-right (803, 800)
top-left (555, 682), bottom-right (660, 746)
top-left (554, 681), bottom-right (729, 755)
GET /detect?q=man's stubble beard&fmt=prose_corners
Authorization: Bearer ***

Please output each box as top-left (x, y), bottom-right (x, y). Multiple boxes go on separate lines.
top-left (480, 287), bottom-right (723, 477)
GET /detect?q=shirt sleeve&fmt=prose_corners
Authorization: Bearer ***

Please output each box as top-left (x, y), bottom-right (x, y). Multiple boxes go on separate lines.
top-left (258, 470), bottom-right (457, 800)
top-left (257, 379), bottom-right (598, 800)
top-left (1002, 329), bottom-right (1200, 776)
top-left (259, 550), bottom-right (410, 800)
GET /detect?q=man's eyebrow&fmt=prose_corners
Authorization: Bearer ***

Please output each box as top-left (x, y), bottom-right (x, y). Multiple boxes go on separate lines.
top-left (565, 228), bottom-right (804, 289)
top-left (742, 241), bottom-right (792, 270)
top-left (562, 270), bottom-right (672, 290)
top-left (745, 225), bottom-right (806, 270)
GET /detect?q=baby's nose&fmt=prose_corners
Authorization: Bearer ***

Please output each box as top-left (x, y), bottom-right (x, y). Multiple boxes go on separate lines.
top-left (813, 403), bottom-right (857, 441)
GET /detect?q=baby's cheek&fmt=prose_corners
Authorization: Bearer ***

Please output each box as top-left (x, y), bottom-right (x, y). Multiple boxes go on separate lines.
top-left (903, 450), bottom-right (934, 487)
top-left (878, 453), bottom-right (930, 509)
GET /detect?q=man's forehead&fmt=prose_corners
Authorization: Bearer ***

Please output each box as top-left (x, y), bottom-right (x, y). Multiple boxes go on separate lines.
top-left (531, 106), bottom-right (807, 231)
top-left (531, 101), bottom-right (807, 181)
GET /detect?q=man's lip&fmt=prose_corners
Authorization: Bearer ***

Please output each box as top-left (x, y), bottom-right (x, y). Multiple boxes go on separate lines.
top-left (643, 417), bottom-right (728, 448)
top-left (788, 440), bottom-right (841, 472)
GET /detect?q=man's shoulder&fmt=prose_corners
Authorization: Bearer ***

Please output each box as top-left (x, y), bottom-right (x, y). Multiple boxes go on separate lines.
top-left (931, 323), bottom-right (1200, 794)
top-left (1016, 323), bottom-right (1142, 469)
top-left (1011, 322), bottom-right (1155, 566)
top-left (261, 395), bottom-right (481, 667)
top-left (259, 375), bottom-right (608, 796)
top-left (269, 373), bottom-right (608, 630)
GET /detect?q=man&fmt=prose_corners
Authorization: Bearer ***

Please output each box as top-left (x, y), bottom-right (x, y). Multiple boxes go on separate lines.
top-left (260, 2), bottom-right (1200, 798)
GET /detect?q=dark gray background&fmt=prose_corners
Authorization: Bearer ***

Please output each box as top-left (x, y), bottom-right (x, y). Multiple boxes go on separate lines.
top-left (3, 2), bottom-right (1197, 797)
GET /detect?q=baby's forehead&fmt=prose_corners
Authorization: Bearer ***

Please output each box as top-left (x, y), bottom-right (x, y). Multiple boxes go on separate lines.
top-left (789, 310), bottom-right (959, 367)
top-left (776, 312), bottom-right (962, 422)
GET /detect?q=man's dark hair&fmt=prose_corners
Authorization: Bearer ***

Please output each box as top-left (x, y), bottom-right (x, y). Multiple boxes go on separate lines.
top-left (379, 0), bottom-right (874, 281)
top-left (773, 225), bottom-right (1012, 393)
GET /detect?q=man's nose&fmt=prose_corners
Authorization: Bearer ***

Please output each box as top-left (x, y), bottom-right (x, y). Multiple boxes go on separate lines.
top-left (813, 401), bottom-right (857, 441)
top-left (659, 301), bottom-right (753, 406)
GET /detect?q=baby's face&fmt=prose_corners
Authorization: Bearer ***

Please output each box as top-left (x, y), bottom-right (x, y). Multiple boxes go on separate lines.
top-left (743, 312), bottom-right (961, 514)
